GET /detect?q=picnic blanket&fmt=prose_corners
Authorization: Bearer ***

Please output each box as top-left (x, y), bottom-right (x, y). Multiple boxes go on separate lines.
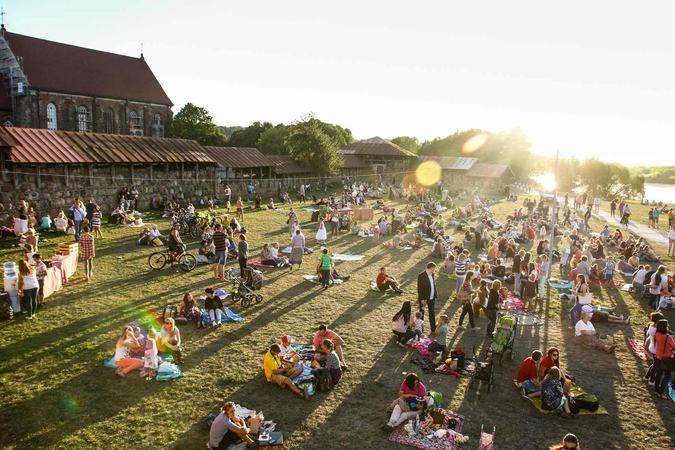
top-left (281, 246), bottom-right (314, 255)
top-left (514, 380), bottom-right (609, 415)
top-left (502, 293), bottom-right (525, 310)
top-left (599, 279), bottom-right (624, 287)
top-left (505, 309), bottom-right (544, 326)
top-left (383, 241), bottom-right (414, 250)
top-left (201, 307), bottom-right (245, 324)
top-left (103, 355), bottom-right (184, 381)
top-left (627, 338), bottom-right (647, 361)
top-left (621, 284), bottom-right (633, 292)
top-left (303, 207), bottom-right (319, 212)
top-left (251, 259), bottom-right (276, 268)
top-left (548, 280), bottom-right (574, 289)
top-left (443, 273), bottom-right (457, 280)
top-left (670, 382), bottom-right (675, 403)
top-left (408, 337), bottom-right (436, 357)
top-left (331, 253), bottom-right (364, 262)
top-left (410, 356), bottom-right (475, 377)
top-left (389, 409), bottom-right (465, 450)
top-left (302, 274), bottom-right (345, 285)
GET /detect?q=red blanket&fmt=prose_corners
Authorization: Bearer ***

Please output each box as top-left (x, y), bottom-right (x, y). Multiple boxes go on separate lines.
top-left (389, 410), bottom-right (465, 450)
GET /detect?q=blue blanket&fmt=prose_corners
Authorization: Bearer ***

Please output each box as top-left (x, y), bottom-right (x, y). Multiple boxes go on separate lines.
top-left (200, 307), bottom-right (245, 326)
top-left (103, 354), bottom-right (183, 380)
top-left (549, 281), bottom-right (574, 289)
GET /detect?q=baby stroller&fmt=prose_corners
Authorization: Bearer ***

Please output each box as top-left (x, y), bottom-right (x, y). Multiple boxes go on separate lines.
top-left (228, 268), bottom-right (264, 308)
top-left (469, 346), bottom-right (495, 392)
top-left (486, 312), bottom-right (517, 364)
top-left (339, 215), bottom-right (352, 231)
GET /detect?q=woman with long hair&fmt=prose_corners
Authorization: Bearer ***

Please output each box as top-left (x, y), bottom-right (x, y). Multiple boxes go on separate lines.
top-left (17, 260), bottom-right (39, 320)
top-left (383, 372), bottom-right (432, 431)
top-left (392, 301), bottom-right (415, 347)
top-left (178, 292), bottom-right (204, 328)
top-left (523, 262), bottom-right (537, 311)
top-left (114, 325), bottom-right (144, 377)
top-left (540, 367), bottom-right (573, 418)
top-left (158, 317), bottom-right (184, 364)
top-left (653, 319), bottom-right (675, 400)
top-left (568, 274), bottom-right (588, 329)
top-left (457, 271), bottom-right (479, 331)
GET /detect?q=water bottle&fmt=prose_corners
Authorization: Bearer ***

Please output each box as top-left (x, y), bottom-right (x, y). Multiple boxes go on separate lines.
top-left (415, 415), bottom-right (420, 434)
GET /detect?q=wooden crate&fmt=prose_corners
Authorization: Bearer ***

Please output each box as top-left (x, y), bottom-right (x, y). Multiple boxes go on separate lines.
top-left (57, 243), bottom-right (79, 255)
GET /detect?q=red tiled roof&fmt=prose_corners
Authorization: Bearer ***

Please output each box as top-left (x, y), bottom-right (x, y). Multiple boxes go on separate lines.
top-left (266, 155), bottom-right (311, 175)
top-left (338, 136), bottom-right (415, 157)
top-left (1, 127), bottom-right (214, 164)
top-left (416, 156), bottom-right (478, 171)
top-left (203, 147), bottom-right (275, 169)
top-left (466, 163), bottom-right (511, 178)
top-left (4, 127), bottom-right (87, 164)
top-left (5, 31), bottom-right (172, 106)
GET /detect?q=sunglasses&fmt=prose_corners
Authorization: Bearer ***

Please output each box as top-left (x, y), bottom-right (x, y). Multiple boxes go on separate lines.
top-left (552, 353), bottom-right (559, 356)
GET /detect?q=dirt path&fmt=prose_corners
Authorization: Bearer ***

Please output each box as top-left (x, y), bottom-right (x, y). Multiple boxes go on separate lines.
top-left (592, 206), bottom-right (669, 247)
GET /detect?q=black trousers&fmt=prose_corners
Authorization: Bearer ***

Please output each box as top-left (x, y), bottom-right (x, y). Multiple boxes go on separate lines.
top-left (418, 298), bottom-right (436, 332)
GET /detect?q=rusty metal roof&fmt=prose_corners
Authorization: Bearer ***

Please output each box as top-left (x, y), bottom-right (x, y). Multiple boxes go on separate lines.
top-left (203, 147), bottom-right (274, 169)
top-left (266, 155), bottom-right (312, 175)
top-left (338, 136), bottom-right (415, 157)
top-left (5, 31), bottom-right (172, 106)
top-left (416, 156), bottom-right (478, 171)
top-left (58, 131), bottom-right (213, 164)
top-left (0, 127), bottom-right (215, 164)
top-left (341, 154), bottom-right (369, 169)
top-left (3, 127), bottom-right (87, 163)
top-left (466, 163), bottom-right (510, 178)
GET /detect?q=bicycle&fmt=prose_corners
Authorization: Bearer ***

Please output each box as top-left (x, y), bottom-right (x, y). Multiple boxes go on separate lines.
top-left (148, 244), bottom-right (197, 272)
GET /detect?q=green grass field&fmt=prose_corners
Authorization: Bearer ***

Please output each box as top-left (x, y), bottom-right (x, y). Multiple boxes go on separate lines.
top-left (0, 195), bottom-right (673, 450)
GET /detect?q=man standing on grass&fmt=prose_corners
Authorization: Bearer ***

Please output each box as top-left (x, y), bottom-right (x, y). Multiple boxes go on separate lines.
top-left (417, 262), bottom-right (438, 333)
top-left (212, 223), bottom-right (228, 281)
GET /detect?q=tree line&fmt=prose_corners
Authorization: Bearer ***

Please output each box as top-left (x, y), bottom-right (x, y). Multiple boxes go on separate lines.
top-left (167, 103), bottom-right (646, 197)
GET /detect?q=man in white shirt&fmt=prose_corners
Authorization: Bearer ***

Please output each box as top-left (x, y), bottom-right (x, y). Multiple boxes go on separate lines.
top-left (417, 262), bottom-right (438, 332)
top-left (632, 265), bottom-right (649, 294)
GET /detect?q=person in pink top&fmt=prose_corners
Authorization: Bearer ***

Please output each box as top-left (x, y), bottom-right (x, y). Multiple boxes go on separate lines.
top-left (382, 373), bottom-right (432, 431)
top-left (313, 324), bottom-right (347, 369)
top-left (653, 319), bottom-right (675, 399)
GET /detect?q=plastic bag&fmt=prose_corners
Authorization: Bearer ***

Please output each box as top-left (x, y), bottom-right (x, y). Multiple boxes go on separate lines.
top-left (249, 412), bottom-right (264, 433)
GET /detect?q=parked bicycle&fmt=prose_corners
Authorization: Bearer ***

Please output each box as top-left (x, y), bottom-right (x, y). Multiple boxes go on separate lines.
top-left (148, 244), bottom-right (197, 272)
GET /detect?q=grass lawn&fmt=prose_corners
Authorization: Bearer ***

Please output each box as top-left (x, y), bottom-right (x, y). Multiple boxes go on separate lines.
top-left (0, 195), bottom-right (673, 450)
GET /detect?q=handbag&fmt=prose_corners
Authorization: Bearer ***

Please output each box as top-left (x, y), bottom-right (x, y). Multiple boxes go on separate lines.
top-left (456, 288), bottom-right (471, 303)
top-left (660, 336), bottom-right (675, 372)
top-left (577, 291), bottom-right (592, 305)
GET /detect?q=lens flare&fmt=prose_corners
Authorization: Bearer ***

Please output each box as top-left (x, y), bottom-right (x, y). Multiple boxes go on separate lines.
top-left (462, 134), bottom-right (488, 155)
top-left (62, 393), bottom-right (79, 414)
top-left (415, 161), bottom-right (442, 187)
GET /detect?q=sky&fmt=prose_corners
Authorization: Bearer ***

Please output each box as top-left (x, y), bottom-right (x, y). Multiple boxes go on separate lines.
top-left (4, 0), bottom-right (675, 166)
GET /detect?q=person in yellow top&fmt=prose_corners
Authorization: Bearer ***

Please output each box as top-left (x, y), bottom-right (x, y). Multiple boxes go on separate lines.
top-left (263, 343), bottom-right (308, 399)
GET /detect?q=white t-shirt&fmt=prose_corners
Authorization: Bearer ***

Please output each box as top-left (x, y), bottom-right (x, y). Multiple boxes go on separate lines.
top-left (575, 319), bottom-right (595, 337)
top-left (54, 217), bottom-right (67, 231)
top-left (633, 269), bottom-right (647, 285)
top-left (647, 325), bottom-right (658, 354)
top-left (669, 230), bottom-right (675, 241)
top-left (279, 343), bottom-right (294, 358)
top-left (649, 273), bottom-right (668, 295)
top-left (114, 340), bottom-right (132, 361)
top-left (392, 315), bottom-right (410, 333)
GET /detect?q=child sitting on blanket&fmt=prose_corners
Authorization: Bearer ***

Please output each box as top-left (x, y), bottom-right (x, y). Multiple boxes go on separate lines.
top-left (413, 312), bottom-right (425, 341)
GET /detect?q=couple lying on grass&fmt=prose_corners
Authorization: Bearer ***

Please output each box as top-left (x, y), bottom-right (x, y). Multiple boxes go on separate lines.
top-left (263, 325), bottom-right (347, 399)
top-left (113, 318), bottom-right (183, 379)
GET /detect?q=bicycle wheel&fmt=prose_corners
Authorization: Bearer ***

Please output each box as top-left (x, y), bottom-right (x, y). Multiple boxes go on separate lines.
top-left (177, 253), bottom-right (197, 272)
top-left (148, 252), bottom-right (167, 270)
top-left (189, 224), bottom-right (201, 239)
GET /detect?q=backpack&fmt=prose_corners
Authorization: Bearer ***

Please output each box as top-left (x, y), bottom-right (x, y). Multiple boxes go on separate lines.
top-left (575, 393), bottom-right (599, 412)
top-left (315, 368), bottom-right (332, 392)
top-left (0, 292), bottom-right (13, 320)
top-left (162, 305), bottom-right (177, 321)
top-left (567, 396), bottom-right (580, 414)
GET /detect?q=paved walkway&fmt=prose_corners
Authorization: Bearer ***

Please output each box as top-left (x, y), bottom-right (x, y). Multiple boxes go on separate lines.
top-left (592, 207), bottom-right (668, 247)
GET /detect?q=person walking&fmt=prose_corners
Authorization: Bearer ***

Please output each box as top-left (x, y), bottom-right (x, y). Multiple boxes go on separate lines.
top-left (78, 225), bottom-right (95, 281)
top-left (319, 249), bottom-right (332, 290)
top-left (237, 234), bottom-right (249, 277)
top-left (71, 198), bottom-right (86, 241)
top-left (289, 229), bottom-right (305, 270)
top-left (417, 262), bottom-right (438, 333)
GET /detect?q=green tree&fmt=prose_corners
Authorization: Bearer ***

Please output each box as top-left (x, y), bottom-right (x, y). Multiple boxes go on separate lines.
top-left (169, 103), bottom-right (227, 146)
top-left (257, 125), bottom-right (289, 155)
top-left (320, 123), bottom-right (354, 149)
top-left (228, 121), bottom-right (274, 148)
top-left (391, 136), bottom-right (420, 153)
top-left (285, 115), bottom-right (343, 176)
top-left (218, 126), bottom-right (244, 139)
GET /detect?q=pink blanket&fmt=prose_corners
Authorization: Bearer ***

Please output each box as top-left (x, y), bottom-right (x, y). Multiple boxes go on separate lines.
top-left (408, 336), bottom-right (435, 357)
top-left (502, 293), bottom-right (525, 310)
top-left (251, 260), bottom-right (276, 268)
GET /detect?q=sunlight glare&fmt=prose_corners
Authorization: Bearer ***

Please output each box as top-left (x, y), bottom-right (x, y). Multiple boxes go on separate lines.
top-left (535, 173), bottom-right (556, 191)
top-left (462, 134), bottom-right (488, 155)
top-left (415, 161), bottom-right (442, 187)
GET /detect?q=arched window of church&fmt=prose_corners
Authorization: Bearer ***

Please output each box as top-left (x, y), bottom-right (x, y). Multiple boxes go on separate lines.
top-left (105, 108), bottom-right (114, 134)
top-left (77, 106), bottom-right (91, 133)
top-left (130, 110), bottom-right (143, 136)
top-left (152, 113), bottom-right (163, 137)
top-left (47, 103), bottom-right (58, 130)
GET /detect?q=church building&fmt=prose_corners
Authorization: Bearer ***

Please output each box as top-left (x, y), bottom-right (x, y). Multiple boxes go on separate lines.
top-left (0, 25), bottom-right (172, 136)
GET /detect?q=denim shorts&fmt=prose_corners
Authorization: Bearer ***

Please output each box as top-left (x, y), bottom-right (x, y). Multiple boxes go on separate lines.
top-left (520, 379), bottom-right (541, 392)
top-left (215, 251), bottom-right (227, 265)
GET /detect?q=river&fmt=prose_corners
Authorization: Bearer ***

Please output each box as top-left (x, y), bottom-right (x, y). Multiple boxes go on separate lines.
top-left (643, 183), bottom-right (675, 205)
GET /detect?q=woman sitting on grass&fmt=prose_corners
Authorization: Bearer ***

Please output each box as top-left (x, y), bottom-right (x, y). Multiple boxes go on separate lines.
top-left (392, 301), bottom-right (415, 347)
top-left (320, 339), bottom-right (343, 386)
top-left (114, 325), bottom-right (144, 377)
top-left (209, 401), bottom-right (258, 449)
top-left (178, 293), bottom-right (204, 328)
top-left (382, 372), bottom-right (432, 431)
top-left (157, 318), bottom-right (184, 364)
top-left (541, 367), bottom-right (574, 418)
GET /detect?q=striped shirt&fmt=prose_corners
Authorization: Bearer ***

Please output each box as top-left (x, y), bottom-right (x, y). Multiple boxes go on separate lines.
top-left (455, 260), bottom-right (467, 276)
top-left (91, 211), bottom-right (101, 228)
top-left (212, 231), bottom-right (228, 253)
